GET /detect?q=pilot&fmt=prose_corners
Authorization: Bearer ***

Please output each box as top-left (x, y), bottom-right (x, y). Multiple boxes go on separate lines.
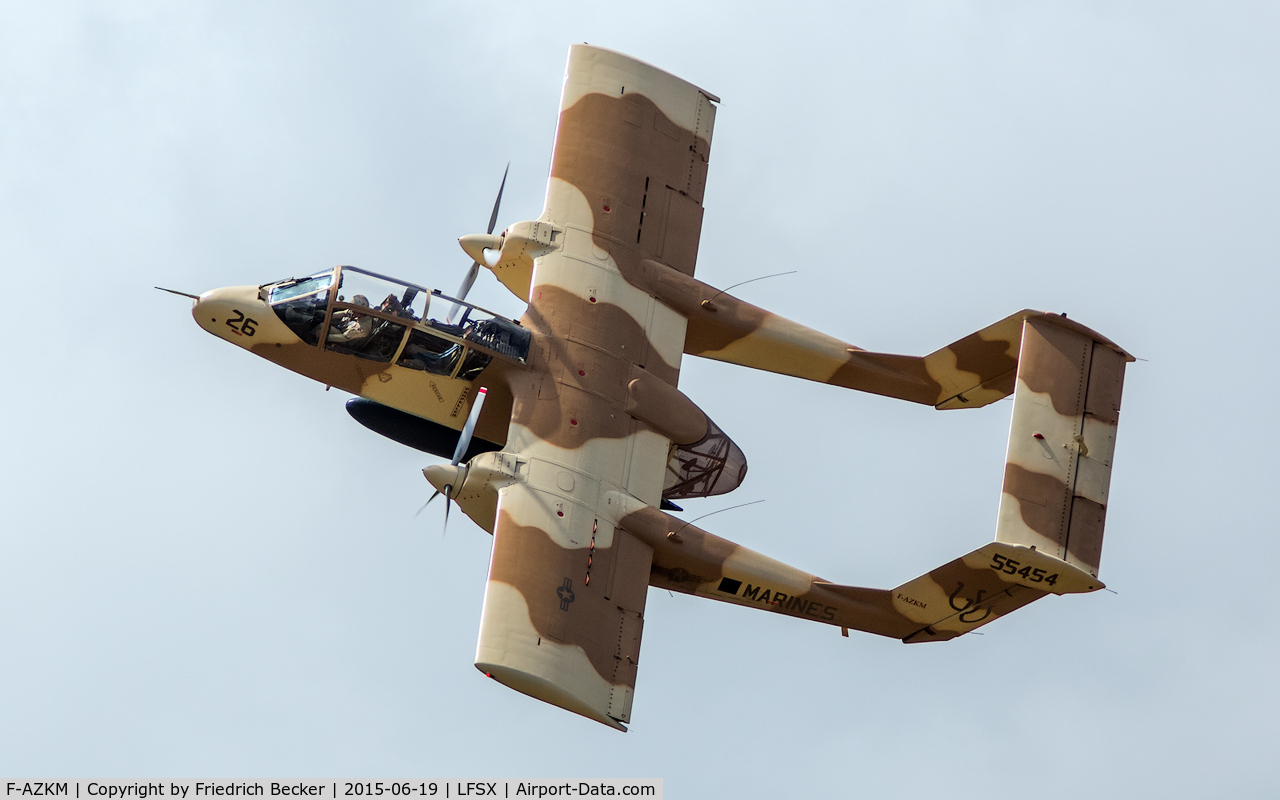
top-left (327, 294), bottom-right (374, 344)
top-left (378, 293), bottom-right (407, 318)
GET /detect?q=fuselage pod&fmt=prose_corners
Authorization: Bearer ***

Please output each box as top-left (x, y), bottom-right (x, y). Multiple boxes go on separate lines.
top-left (192, 265), bottom-right (530, 448)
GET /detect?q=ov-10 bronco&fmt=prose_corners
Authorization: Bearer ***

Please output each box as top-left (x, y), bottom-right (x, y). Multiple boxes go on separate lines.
top-left (176, 45), bottom-right (1133, 730)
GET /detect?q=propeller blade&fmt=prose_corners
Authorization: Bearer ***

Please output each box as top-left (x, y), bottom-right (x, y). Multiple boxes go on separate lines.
top-left (421, 387), bottom-right (484, 531)
top-left (442, 489), bottom-right (452, 537)
top-left (487, 163), bottom-right (509, 235)
top-left (415, 490), bottom-right (442, 518)
top-left (451, 387), bottom-right (489, 465)
top-left (448, 166), bottom-right (508, 321)
top-left (456, 262), bottom-right (480, 301)
top-left (447, 262), bottom-right (481, 321)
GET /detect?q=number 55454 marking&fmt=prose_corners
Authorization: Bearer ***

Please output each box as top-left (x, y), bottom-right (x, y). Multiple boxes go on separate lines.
top-left (990, 553), bottom-right (1059, 587)
top-left (226, 309), bottom-right (257, 336)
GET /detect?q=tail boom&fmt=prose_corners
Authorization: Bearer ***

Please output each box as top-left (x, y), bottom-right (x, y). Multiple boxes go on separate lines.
top-left (621, 505), bottom-right (1103, 644)
top-left (630, 257), bottom-right (1125, 410)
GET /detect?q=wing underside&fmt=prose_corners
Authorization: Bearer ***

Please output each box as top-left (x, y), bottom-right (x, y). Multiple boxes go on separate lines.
top-left (546, 46), bottom-right (716, 276)
top-left (476, 484), bottom-right (653, 729)
top-left (476, 49), bottom-right (728, 730)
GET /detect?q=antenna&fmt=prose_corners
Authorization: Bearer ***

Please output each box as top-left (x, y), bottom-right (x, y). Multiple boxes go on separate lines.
top-left (666, 499), bottom-right (765, 542)
top-left (155, 287), bottom-right (200, 299)
top-left (701, 271), bottom-right (797, 311)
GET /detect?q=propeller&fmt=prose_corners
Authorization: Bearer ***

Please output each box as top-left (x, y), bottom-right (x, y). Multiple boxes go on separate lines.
top-left (448, 164), bottom-right (509, 322)
top-left (421, 387), bottom-right (489, 533)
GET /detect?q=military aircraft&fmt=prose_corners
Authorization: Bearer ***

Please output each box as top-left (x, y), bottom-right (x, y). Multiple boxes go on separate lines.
top-left (177, 45), bottom-right (1132, 731)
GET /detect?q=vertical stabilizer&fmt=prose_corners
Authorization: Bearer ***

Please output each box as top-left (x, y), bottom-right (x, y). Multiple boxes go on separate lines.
top-left (996, 316), bottom-right (1133, 577)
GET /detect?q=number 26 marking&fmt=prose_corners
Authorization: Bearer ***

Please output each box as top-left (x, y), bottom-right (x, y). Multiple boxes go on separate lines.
top-left (225, 309), bottom-right (258, 336)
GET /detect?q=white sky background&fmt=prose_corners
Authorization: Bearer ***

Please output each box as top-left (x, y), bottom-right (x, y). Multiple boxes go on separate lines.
top-left (2, 1), bottom-right (1277, 795)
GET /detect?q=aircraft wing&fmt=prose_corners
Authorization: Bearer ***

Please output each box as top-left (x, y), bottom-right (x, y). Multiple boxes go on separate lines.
top-left (475, 483), bottom-right (653, 730)
top-left (475, 46), bottom-right (723, 729)
top-left (485, 45), bottom-right (718, 300)
top-left (547, 45), bottom-right (716, 276)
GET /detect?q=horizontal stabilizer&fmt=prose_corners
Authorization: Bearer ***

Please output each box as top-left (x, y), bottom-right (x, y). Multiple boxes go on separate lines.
top-left (996, 316), bottom-right (1132, 577)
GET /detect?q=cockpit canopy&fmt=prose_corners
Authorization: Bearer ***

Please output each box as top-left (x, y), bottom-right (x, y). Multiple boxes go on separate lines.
top-left (265, 266), bottom-right (530, 380)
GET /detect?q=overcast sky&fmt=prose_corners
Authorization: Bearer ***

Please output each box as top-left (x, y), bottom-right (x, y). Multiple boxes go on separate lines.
top-left (3, 2), bottom-right (1278, 797)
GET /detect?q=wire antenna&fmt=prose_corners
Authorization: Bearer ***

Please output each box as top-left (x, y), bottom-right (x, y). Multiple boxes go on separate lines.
top-left (702, 271), bottom-right (797, 310)
top-left (668, 499), bottom-right (765, 539)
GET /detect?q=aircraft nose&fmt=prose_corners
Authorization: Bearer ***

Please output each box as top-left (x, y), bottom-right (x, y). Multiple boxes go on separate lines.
top-left (192, 285), bottom-right (268, 342)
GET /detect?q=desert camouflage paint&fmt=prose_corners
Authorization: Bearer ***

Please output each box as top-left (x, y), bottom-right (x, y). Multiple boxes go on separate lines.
top-left (190, 45), bottom-right (1132, 731)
